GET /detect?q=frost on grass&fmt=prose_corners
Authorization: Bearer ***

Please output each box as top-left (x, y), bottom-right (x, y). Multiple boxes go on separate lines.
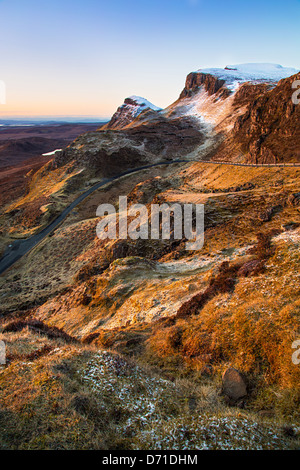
top-left (81, 351), bottom-right (291, 450)
top-left (82, 352), bottom-right (175, 434)
top-left (139, 416), bottom-right (289, 450)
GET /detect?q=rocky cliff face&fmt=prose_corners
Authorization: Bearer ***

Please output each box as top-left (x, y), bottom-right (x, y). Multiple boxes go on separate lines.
top-left (179, 72), bottom-right (230, 99)
top-left (179, 63), bottom-right (297, 100)
top-left (173, 64), bottom-right (300, 164)
top-left (231, 73), bottom-right (300, 163)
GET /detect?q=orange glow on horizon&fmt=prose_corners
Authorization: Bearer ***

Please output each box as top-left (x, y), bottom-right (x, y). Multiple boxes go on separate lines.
top-left (0, 99), bottom-right (113, 119)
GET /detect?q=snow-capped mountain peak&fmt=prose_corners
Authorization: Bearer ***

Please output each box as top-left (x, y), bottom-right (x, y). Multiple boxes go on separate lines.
top-left (195, 63), bottom-right (298, 89)
top-left (104, 95), bottom-right (161, 129)
top-left (126, 96), bottom-right (162, 112)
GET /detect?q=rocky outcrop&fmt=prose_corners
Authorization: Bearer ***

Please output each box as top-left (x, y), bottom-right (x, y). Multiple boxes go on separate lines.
top-left (103, 96), bottom-right (161, 130)
top-left (179, 63), bottom-right (297, 101)
top-left (174, 64), bottom-right (300, 165)
top-left (54, 115), bottom-right (206, 177)
top-left (179, 72), bottom-right (229, 99)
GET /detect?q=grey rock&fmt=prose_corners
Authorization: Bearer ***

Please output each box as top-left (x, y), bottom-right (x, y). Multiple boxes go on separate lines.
top-left (222, 367), bottom-right (247, 401)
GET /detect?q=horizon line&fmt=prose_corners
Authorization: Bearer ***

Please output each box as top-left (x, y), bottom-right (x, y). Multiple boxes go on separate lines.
top-left (0, 115), bottom-right (110, 121)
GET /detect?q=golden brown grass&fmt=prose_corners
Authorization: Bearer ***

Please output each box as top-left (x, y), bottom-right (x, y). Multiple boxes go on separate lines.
top-left (0, 161), bottom-right (299, 448)
top-left (0, 327), bottom-right (298, 450)
top-left (144, 231), bottom-right (300, 419)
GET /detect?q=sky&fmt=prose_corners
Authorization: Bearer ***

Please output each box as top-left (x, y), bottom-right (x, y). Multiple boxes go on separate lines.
top-left (0, 0), bottom-right (299, 119)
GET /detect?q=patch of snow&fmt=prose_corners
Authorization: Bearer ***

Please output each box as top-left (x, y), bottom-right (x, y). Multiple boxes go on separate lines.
top-left (127, 96), bottom-right (162, 112)
top-left (42, 149), bottom-right (62, 156)
top-left (195, 63), bottom-right (298, 88)
top-left (108, 96), bottom-right (162, 128)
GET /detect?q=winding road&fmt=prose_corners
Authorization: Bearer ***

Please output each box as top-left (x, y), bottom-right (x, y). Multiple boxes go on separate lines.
top-left (0, 158), bottom-right (299, 275)
top-left (0, 160), bottom-right (189, 275)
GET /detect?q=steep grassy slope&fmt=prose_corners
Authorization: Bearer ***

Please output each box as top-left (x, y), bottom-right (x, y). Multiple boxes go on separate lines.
top-left (0, 330), bottom-right (298, 450)
top-left (0, 161), bottom-right (299, 449)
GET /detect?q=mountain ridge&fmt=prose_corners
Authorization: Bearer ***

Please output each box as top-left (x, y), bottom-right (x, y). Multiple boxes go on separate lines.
top-left (1, 63), bottom-right (299, 242)
top-left (51, 63), bottom-right (300, 173)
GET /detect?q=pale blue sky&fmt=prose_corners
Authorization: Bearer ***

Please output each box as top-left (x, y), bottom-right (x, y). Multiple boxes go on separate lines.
top-left (0, 0), bottom-right (299, 117)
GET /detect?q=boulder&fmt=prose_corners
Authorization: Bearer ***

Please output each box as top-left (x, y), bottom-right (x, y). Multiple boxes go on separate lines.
top-left (222, 367), bottom-right (247, 401)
